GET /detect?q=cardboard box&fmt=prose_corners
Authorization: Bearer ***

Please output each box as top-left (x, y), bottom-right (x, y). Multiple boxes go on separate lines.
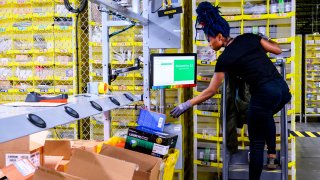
top-left (44, 156), bottom-right (64, 170)
top-left (0, 131), bottom-right (47, 168)
top-left (71, 140), bottom-right (101, 153)
top-left (125, 127), bottom-right (178, 158)
top-left (1, 159), bottom-right (35, 180)
top-left (100, 145), bottom-right (162, 180)
top-left (57, 160), bottom-right (70, 172)
top-left (44, 140), bottom-right (72, 160)
top-left (35, 149), bottom-right (137, 180)
top-left (34, 167), bottom-right (85, 180)
top-left (43, 140), bottom-right (100, 173)
top-left (44, 139), bottom-right (100, 160)
top-left (67, 148), bottom-right (136, 180)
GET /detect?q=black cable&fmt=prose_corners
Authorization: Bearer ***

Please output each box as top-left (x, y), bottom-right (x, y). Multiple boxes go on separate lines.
top-left (64, 0), bottom-right (87, 14)
top-left (97, 7), bottom-right (137, 38)
top-left (75, 13), bottom-right (80, 94)
top-left (64, 0), bottom-right (87, 94)
top-left (109, 23), bottom-right (136, 38)
top-left (64, 0), bottom-right (88, 140)
top-left (152, 4), bottom-right (163, 13)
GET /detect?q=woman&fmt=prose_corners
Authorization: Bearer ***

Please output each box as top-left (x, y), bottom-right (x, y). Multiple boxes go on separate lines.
top-left (170, 2), bottom-right (291, 180)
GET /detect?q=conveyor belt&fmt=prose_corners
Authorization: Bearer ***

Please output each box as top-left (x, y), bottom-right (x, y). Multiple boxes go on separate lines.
top-left (0, 92), bottom-right (140, 143)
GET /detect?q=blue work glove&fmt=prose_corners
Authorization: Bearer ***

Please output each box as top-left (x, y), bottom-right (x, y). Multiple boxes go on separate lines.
top-left (170, 100), bottom-right (192, 118)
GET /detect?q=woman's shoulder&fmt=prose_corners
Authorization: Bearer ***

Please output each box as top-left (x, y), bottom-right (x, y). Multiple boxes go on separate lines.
top-left (235, 33), bottom-right (259, 40)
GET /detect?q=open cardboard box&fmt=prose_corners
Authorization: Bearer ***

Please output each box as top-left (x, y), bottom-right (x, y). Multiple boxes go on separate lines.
top-left (100, 145), bottom-right (162, 180)
top-left (0, 131), bottom-right (48, 168)
top-left (43, 139), bottom-right (101, 172)
top-left (0, 159), bottom-right (36, 180)
top-left (34, 167), bottom-right (85, 180)
top-left (35, 149), bottom-right (137, 180)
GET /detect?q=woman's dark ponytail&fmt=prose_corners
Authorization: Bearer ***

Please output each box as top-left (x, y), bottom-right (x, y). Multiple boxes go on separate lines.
top-left (196, 2), bottom-right (230, 38)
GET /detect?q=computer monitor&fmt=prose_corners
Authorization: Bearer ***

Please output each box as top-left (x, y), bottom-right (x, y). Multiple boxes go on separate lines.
top-left (150, 53), bottom-right (197, 90)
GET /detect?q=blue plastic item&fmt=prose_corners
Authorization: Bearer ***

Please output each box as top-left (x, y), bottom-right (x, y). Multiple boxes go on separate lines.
top-left (137, 109), bottom-right (166, 132)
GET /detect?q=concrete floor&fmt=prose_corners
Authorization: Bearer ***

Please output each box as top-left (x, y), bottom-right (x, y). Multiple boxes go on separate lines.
top-left (296, 122), bottom-right (320, 180)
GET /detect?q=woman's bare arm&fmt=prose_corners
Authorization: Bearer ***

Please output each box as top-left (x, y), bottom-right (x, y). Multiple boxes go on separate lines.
top-left (190, 72), bottom-right (225, 106)
top-left (260, 38), bottom-right (282, 55)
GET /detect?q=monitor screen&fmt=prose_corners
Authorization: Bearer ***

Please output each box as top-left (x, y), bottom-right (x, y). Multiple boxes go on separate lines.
top-left (150, 53), bottom-right (197, 89)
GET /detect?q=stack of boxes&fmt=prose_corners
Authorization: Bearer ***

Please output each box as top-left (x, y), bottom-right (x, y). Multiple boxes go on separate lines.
top-left (125, 109), bottom-right (178, 158)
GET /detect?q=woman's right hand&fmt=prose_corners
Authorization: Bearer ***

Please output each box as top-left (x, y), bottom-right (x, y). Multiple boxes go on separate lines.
top-left (170, 100), bottom-right (192, 118)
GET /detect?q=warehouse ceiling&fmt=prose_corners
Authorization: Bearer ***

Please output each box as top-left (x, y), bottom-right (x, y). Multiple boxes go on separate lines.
top-left (296, 0), bottom-right (320, 34)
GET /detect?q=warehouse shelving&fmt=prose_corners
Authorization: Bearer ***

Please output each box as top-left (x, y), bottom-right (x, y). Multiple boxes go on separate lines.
top-left (0, 0), bottom-right (77, 137)
top-left (192, 0), bottom-right (296, 179)
top-left (86, 1), bottom-right (188, 179)
top-left (305, 34), bottom-right (320, 117)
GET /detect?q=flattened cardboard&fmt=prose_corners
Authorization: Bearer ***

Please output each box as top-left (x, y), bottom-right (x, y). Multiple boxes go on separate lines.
top-left (33, 167), bottom-right (85, 180)
top-left (44, 140), bottom-right (72, 160)
top-left (100, 145), bottom-right (162, 180)
top-left (1, 159), bottom-right (35, 180)
top-left (67, 149), bottom-right (136, 180)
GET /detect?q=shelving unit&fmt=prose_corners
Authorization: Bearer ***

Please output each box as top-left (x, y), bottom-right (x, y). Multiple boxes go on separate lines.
top-left (305, 34), bottom-right (320, 117)
top-left (192, 0), bottom-right (296, 179)
top-left (0, 0), bottom-right (77, 138)
top-left (87, 2), bottom-right (186, 179)
top-left (0, 0), bottom-right (76, 103)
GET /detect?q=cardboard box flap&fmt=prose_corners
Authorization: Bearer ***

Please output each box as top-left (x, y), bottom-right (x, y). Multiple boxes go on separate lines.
top-left (0, 131), bottom-right (47, 151)
top-left (30, 131), bottom-right (48, 147)
top-left (100, 145), bottom-right (162, 173)
top-left (34, 167), bottom-right (85, 180)
top-left (0, 136), bottom-right (29, 151)
top-left (44, 156), bottom-right (64, 170)
top-left (1, 159), bottom-right (35, 180)
top-left (67, 149), bottom-right (136, 180)
top-left (0, 170), bottom-right (4, 178)
top-left (71, 140), bottom-right (100, 153)
top-left (44, 140), bottom-right (72, 160)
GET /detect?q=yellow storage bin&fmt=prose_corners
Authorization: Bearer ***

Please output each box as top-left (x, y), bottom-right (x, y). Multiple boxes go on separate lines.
top-left (163, 149), bottom-right (180, 180)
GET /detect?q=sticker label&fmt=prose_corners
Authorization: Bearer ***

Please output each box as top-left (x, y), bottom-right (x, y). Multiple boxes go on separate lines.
top-left (174, 126), bottom-right (181, 131)
top-left (158, 117), bottom-right (164, 128)
top-left (6, 151), bottom-right (41, 167)
top-left (14, 159), bottom-right (35, 176)
top-left (152, 144), bottom-right (169, 155)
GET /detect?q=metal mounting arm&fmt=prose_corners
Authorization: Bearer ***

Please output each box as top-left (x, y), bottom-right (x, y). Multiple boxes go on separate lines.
top-left (108, 58), bottom-right (142, 84)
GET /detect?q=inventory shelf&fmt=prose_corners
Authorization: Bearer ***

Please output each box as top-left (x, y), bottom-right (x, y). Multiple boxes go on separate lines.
top-left (194, 160), bottom-right (223, 168)
top-left (197, 60), bottom-right (217, 66)
top-left (195, 134), bottom-right (294, 143)
top-left (192, 12), bottom-right (294, 22)
top-left (194, 110), bottom-right (220, 117)
top-left (111, 122), bottom-right (138, 127)
top-left (0, 88), bottom-right (74, 94)
top-left (0, 62), bottom-right (74, 67)
top-left (0, 0), bottom-right (77, 4)
top-left (193, 160), bottom-right (295, 169)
